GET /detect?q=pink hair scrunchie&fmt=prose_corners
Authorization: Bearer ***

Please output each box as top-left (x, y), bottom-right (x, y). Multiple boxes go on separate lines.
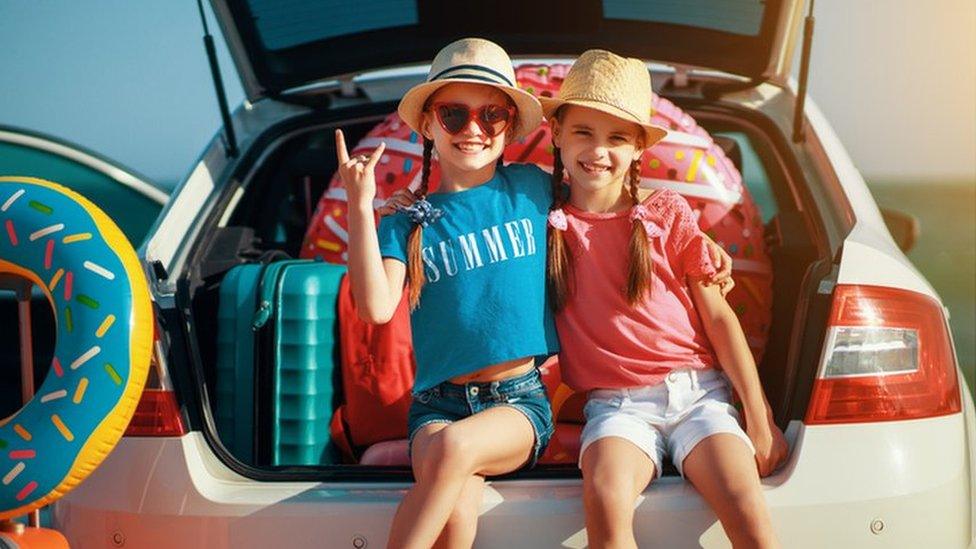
top-left (548, 208), bottom-right (568, 231)
top-left (629, 204), bottom-right (651, 222)
top-left (630, 204), bottom-right (666, 238)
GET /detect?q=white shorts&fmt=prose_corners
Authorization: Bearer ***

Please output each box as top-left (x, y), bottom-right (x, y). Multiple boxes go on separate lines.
top-left (579, 368), bottom-right (755, 478)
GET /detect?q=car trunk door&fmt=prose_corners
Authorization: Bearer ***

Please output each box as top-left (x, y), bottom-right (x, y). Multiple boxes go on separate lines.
top-left (209, 0), bottom-right (807, 102)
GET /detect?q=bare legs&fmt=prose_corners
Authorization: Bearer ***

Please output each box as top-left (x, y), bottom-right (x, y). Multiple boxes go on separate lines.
top-left (432, 475), bottom-right (485, 549)
top-left (580, 437), bottom-right (655, 549)
top-left (581, 434), bottom-right (778, 549)
top-left (681, 434), bottom-right (779, 548)
top-left (387, 407), bottom-right (535, 549)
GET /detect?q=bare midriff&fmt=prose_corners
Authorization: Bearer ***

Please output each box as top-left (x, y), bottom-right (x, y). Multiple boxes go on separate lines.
top-left (448, 356), bottom-right (535, 384)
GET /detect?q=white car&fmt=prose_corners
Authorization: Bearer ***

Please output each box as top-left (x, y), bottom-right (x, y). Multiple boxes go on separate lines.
top-left (51, 1), bottom-right (975, 547)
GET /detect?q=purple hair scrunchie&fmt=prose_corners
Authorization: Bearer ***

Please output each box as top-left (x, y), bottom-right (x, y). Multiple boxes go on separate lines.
top-left (397, 197), bottom-right (444, 228)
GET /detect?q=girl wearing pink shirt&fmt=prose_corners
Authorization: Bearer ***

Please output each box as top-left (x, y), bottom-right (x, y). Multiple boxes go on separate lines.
top-left (542, 50), bottom-right (789, 549)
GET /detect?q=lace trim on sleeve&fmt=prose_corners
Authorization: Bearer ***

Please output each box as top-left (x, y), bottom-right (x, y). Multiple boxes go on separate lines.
top-left (648, 190), bottom-right (718, 279)
top-left (682, 234), bottom-right (718, 279)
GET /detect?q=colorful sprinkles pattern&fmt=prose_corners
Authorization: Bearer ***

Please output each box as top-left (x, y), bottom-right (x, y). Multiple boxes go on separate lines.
top-left (0, 179), bottom-right (141, 518)
top-left (299, 63), bottom-right (773, 362)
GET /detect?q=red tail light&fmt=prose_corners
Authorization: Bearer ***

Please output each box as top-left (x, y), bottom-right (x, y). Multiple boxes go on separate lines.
top-left (125, 389), bottom-right (186, 436)
top-left (805, 284), bottom-right (961, 425)
top-left (124, 311), bottom-right (187, 436)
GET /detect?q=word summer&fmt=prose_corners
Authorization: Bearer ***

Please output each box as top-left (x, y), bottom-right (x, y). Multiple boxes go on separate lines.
top-left (421, 218), bottom-right (538, 282)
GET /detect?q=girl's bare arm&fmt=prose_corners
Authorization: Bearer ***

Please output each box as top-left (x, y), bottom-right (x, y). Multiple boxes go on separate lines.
top-left (336, 129), bottom-right (406, 323)
top-left (703, 238), bottom-right (735, 296)
top-left (689, 279), bottom-right (789, 477)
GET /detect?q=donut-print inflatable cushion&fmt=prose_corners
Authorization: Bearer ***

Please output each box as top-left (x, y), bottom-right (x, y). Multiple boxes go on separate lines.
top-left (300, 63), bottom-right (773, 363)
top-left (0, 177), bottom-right (153, 520)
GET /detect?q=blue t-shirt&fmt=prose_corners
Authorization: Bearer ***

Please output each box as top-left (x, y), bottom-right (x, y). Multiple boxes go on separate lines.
top-left (378, 163), bottom-right (560, 392)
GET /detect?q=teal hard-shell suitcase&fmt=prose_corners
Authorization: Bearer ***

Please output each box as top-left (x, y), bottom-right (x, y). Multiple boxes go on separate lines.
top-left (216, 259), bottom-right (345, 466)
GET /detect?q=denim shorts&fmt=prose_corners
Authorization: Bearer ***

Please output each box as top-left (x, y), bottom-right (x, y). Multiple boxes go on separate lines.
top-left (408, 368), bottom-right (554, 467)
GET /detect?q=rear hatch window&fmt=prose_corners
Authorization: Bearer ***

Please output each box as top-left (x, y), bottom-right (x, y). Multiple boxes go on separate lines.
top-left (251, 0), bottom-right (765, 52)
top-left (212, 0), bottom-right (801, 101)
top-left (247, 0), bottom-right (419, 50)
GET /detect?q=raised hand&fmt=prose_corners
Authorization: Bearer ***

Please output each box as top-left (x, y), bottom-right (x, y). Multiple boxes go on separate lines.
top-left (335, 129), bottom-right (386, 209)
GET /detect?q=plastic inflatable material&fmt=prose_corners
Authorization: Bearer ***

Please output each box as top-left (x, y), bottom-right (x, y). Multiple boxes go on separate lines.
top-left (300, 63), bottom-right (773, 361)
top-left (0, 177), bottom-right (153, 520)
top-left (300, 64), bottom-right (774, 462)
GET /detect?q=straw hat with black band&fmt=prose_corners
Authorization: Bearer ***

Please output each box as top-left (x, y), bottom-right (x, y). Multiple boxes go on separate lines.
top-left (540, 49), bottom-right (668, 147)
top-left (397, 37), bottom-right (543, 140)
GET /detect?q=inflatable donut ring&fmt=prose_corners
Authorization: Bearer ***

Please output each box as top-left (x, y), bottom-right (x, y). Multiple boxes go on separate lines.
top-left (0, 176), bottom-right (153, 520)
top-left (510, 64), bottom-right (773, 361)
top-left (301, 63), bottom-right (772, 363)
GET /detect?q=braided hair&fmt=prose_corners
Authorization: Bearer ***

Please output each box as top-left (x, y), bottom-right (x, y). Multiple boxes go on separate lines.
top-left (546, 147), bottom-right (573, 310)
top-left (405, 138), bottom-right (434, 309)
top-left (625, 158), bottom-right (654, 304)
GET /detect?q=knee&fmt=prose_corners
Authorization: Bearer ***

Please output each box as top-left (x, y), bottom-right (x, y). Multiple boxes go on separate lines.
top-left (419, 427), bottom-right (475, 479)
top-left (724, 485), bottom-right (766, 518)
top-left (583, 469), bottom-right (638, 510)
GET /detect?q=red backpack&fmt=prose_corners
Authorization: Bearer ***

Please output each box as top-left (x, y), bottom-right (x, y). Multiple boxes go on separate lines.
top-left (330, 278), bottom-right (415, 461)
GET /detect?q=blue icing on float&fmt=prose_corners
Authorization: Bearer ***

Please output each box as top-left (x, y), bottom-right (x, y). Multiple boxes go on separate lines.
top-left (0, 177), bottom-right (152, 520)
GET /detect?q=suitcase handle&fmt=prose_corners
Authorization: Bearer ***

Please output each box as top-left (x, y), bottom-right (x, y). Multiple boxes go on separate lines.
top-left (250, 258), bottom-right (314, 330)
top-left (250, 260), bottom-right (278, 331)
top-left (252, 300), bottom-right (273, 330)
top-left (250, 259), bottom-right (292, 330)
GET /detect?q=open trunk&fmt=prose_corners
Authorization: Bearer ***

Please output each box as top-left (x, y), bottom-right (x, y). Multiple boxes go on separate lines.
top-left (174, 86), bottom-right (832, 480)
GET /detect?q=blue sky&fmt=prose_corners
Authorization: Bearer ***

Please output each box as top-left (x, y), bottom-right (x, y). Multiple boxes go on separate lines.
top-left (1, 1), bottom-right (973, 190)
top-left (0, 2), bottom-right (244, 190)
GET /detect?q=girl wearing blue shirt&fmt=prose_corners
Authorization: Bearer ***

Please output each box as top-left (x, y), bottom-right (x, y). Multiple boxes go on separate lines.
top-left (338, 38), bottom-right (556, 548)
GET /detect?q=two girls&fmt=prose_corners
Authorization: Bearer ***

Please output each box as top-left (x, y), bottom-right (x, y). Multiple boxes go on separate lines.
top-left (339, 37), bottom-right (766, 548)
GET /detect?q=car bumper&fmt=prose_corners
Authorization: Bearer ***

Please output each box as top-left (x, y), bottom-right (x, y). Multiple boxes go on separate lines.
top-left (54, 414), bottom-right (971, 548)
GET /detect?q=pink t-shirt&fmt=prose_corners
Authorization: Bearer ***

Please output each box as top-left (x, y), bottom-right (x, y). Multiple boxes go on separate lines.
top-left (556, 189), bottom-right (719, 392)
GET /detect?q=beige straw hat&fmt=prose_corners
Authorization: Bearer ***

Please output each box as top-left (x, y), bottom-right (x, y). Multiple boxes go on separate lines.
top-left (540, 49), bottom-right (668, 146)
top-left (397, 38), bottom-right (543, 140)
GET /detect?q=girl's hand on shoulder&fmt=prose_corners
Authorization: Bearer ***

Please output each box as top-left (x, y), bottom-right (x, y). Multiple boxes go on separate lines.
top-left (335, 129), bottom-right (386, 209)
top-left (747, 413), bottom-right (789, 477)
top-left (703, 237), bottom-right (735, 296)
top-left (377, 188), bottom-right (418, 217)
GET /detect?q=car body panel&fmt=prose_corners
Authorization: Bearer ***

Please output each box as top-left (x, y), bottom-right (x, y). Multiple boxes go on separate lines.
top-left (54, 413), bottom-right (971, 547)
top-left (0, 128), bottom-right (167, 205)
top-left (797, 95), bottom-right (939, 298)
top-left (143, 99), bottom-right (310, 285)
top-left (726, 83), bottom-right (938, 299)
top-left (963, 375), bottom-right (976, 546)
top-left (0, 126), bottom-right (167, 247)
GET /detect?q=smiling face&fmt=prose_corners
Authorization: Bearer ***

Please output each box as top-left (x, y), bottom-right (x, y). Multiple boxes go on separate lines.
top-left (551, 105), bottom-right (645, 202)
top-left (421, 82), bottom-right (515, 185)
